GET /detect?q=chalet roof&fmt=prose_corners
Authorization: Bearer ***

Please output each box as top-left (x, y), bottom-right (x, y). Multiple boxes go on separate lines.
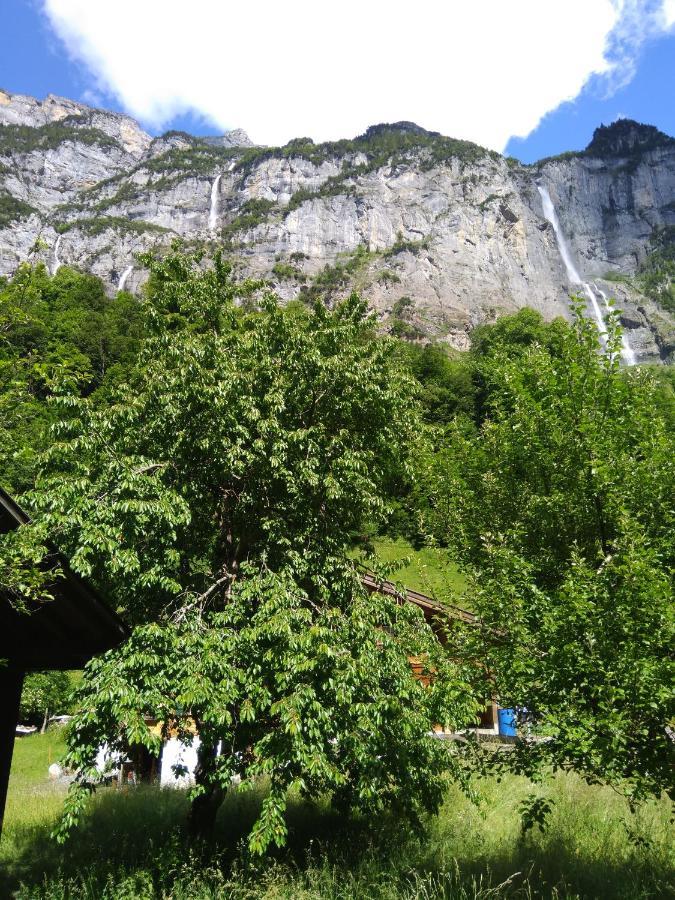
top-left (361, 572), bottom-right (475, 624)
top-left (0, 486), bottom-right (128, 670)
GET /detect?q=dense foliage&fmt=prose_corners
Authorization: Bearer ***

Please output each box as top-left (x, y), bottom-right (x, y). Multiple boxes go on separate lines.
top-left (534, 119), bottom-right (675, 167)
top-left (54, 216), bottom-right (171, 237)
top-left (0, 190), bottom-right (36, 228)
top-left (232, 122), bottom-right (495, 182)
top-left (1, 255), bottom-right (672, 855)
top-left (415, 303), bottom-right (674, 801)
top-left (0, 121), bottom-right (119, 156)
top-left (585, 119), bottom-right (675, 158)
top-left (639, 224), bottom-right (675, 314)
top-left (0, 262), bottom-right (144, 493)
top-left (20, 671), bottom-right (73, 728)
top-left (2, 250), bottom-right (479, 852)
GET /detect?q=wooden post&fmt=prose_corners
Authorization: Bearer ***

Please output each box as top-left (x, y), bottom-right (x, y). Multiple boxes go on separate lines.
top-left (0, 666), bottom-right (24, 835)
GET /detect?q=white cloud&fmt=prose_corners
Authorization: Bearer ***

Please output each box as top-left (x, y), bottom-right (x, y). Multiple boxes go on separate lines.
top-left (41, 0), bottom-right (674, 151)
top-left (663, 0), bottom-right (675, 25)
top-left (596, 0), bottom-right (675, 96)
top-left (80, 88), bottom-right (104, 108)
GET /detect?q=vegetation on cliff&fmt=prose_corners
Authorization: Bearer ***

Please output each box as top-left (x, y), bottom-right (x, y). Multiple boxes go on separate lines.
top-left (639, 224), bottom-right (675, 314)
top-left (0, 190), bottom-right (36, 228)
top-left (0, 121), bottom-right (120, 156)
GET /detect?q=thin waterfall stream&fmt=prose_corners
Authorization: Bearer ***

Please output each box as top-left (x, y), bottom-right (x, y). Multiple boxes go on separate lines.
top-left (52, 235), bottom-right (62, 275)
top-left (118, 265), bottom-right (133, 292)
top-left (594, 282), bottom-right (637, 365)
top-left (537, 184), bottom-right (636, 365)
top-left (208, 174), bottom-right (222, 231)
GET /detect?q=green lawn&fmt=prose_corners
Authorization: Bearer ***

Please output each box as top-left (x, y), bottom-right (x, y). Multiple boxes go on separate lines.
top-left (8, 729), bottom-right (67, 785)
top-left (355, 536), bottom-right (468, 601)
top-left (2, 732), bottom-right (672, 899)
top-left (3, 729), bottom-right (68, 832)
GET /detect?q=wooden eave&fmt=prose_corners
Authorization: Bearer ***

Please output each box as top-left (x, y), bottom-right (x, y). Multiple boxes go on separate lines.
top-left (0, 486), bottom-right (128, 670)
top-left (361, 572), bottom-right (476, 624)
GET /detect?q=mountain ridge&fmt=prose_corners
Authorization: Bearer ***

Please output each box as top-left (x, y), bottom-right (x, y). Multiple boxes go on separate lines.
top-left (1, 89), bottom-right (673, 362)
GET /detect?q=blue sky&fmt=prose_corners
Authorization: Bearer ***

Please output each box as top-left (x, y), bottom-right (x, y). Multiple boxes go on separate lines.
top-left (505, 35), bottom-right (675, 161)
top-left (1, 0), bottom-right (674, 160)
top-left (0, 0), bottom-right (216, 137)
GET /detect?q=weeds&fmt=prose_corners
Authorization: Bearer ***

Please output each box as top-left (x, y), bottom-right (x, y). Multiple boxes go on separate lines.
top-left (1, 736), bottom-right (672, 899)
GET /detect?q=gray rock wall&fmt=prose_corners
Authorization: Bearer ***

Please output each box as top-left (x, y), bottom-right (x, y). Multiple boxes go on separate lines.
top-left (1, 91), bottom-right (673, 362)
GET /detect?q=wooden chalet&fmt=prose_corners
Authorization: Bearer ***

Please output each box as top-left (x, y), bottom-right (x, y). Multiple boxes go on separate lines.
top-left (0, 486), bottom-right (128, 833)
top-left (362, 573), bottom-right (500, 733)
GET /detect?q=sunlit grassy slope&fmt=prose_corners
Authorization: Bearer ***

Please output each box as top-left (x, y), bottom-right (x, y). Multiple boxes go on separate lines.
top-left (3, 730), bottom-right (68, 837)
top-left (356, 536), bottom-right (468, 601)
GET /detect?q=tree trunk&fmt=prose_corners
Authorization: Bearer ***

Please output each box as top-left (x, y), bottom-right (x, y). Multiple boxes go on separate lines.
top-left (188, 783), bottom-right (225, 838)
top-left (40, 707), bottom-right (49, 734)
top-left (187, 741), bottom-right (224, 839)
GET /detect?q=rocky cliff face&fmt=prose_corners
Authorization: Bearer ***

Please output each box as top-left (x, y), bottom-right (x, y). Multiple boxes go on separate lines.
top-left (1, 89), bottom-right (673, 362)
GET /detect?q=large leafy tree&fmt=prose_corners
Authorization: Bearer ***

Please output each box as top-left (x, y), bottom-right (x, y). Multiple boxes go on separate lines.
top-left (16, 249), bottom-right (478, 850)
top-left (0, 262), bottom-right (145, 494)
top-left (418, 303), bottom-right (674, 801)
top-left (20, 671), bottom-right (73, 730)
top-left (0, 262), bottom-right (146, 608)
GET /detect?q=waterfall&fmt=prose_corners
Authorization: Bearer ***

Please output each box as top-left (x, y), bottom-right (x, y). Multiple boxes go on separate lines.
top-left (118, 265), bottom-right (133, 292)
top-left (537, 184), bottom-right (636, 365)
top-left (52, 235), bottom-right (62, 275)
top-left (580, 282), bottom-right (611, 341)
top-left (594, 282), bottom-right (637, 366)
top-left (208, 174), bottom-right (222, 231)
top-left (537, 185), bottom-right (582, 283)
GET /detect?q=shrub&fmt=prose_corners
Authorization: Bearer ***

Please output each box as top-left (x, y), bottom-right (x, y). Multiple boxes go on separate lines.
top-left (221, 198), bottom-right (276, 239)
top-left (0, 122), bottom-right (119, 156)
top-left (233, 124), bottom-right (494, 184)
top-left (0, 191), bottom-right (36, 228)
top-left (390, 318), bottom-right (423, 340)
top-left (54, 217), bottom-right (171, 237)
top-left (384, 233), bottom-right (430, 258)
top-left (272, 262), bottom-right (305, 282)
top-left (378, 270), bottom-right (401, 285)
top-left (392, 296), bottom-right (413, 317)
top-left (299, 245), bottom-right (375, 303)
top-left (639, 225), bottom-right (675, 314)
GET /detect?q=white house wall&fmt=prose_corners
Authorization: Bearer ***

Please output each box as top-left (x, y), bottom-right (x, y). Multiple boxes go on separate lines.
top-left (160, 736), bottom-right (201, 787)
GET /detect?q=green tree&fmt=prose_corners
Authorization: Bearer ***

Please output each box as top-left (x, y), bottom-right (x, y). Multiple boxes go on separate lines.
top-left (0, 262), bottom-right (145, 493)
top-left (398, 342), bottom-right (476, 424)
top-left (20, 671), bottom-right (73, 730)
top-left (419, 303), bottom-right (674, 801)
top-left (639, 224), bottom-right (675, 314)
top-left (16, 249), bottom-right (478, 850)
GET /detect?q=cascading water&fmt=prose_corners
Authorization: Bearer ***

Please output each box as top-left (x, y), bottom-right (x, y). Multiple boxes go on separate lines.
top-left (536, 186), bottom-right (581, 283)
top-left (537, 184), bottom-right (636, 365)
top-left (208, 174), bottom-right (222, 231)
top-left (52, 235), bottom-right (62, 275)
top-left (594, 282), bottom-right (637, 365)
top-left (118, 265), bottom-right (133, 292)
top-left (581, 283), bottom-right (610, 341)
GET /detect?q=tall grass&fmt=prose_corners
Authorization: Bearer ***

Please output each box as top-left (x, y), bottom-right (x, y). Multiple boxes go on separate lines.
top-left (1, 736), bottom-right (672, 899)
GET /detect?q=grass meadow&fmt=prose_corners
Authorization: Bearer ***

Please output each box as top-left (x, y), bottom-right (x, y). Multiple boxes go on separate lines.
top-left (1, 732), bottom-right (673, 899)
top-left (354, 537), bottom-right (468, 601)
